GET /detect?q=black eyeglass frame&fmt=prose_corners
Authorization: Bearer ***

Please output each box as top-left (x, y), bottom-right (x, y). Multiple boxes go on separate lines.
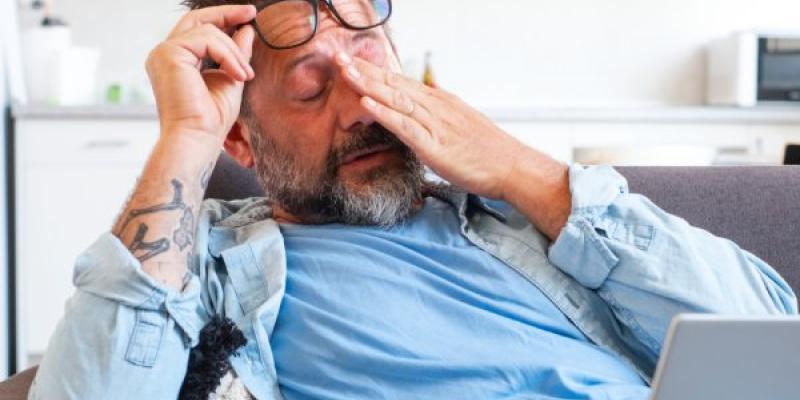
top-left (251, 0), bottom-right (393, 50)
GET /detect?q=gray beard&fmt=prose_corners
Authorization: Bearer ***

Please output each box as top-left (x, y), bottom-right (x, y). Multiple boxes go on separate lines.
top-left (248, 121), bottom-right (425, 227)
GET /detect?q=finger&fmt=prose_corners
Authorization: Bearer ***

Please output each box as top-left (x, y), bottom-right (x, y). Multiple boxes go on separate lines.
top-left (232, 24), bottom-right (256, 79)
top-left (170, 4), bottom-right (257, 37)
top-left (203, 24), bottom-right (253, 79)
top-left (337, 53), bottom-right (435, 102)
top-left (337, 55), bottom-right (436, 130)
top-left (174, 28), bottom-right (249, 81)
top-left (361, 96), bottom-right (432, 152)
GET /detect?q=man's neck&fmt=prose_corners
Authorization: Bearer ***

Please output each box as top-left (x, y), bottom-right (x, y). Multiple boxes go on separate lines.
top-left (271, 206), bottom-right (303, 225)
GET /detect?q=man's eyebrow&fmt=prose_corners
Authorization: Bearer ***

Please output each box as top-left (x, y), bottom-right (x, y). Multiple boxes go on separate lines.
top-left (284, 53), bottom-right (319, 77)
top-left (283, 30), bottom-right (381, 77)
top-left (352, 30), bottom-right (379, 44)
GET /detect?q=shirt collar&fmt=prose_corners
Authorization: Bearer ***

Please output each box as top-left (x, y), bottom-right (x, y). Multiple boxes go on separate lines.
top-left (423, 182), bottom-right (508, 223)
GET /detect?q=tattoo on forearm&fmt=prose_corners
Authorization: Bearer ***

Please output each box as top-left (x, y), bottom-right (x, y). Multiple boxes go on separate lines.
top-left (116, 179), bottom-right (187, 235)
top-left (173, 207), bottom-right (195, 251)
top-left (115, 178), bottom-right (198, 263)
top-left (129, 224), bottom-right (170, 261)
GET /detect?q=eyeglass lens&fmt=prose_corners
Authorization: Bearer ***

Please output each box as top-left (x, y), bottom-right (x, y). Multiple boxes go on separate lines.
top-left (255, 0), bottom-right (390, 49)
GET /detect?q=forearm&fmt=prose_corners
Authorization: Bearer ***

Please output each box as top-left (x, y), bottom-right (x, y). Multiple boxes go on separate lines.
top-left (502, 146), bottom-right (572, 241)
top-left (112, 133), bottom-right (219, 290)
top-left (547, 165), bottom-right (798, 359)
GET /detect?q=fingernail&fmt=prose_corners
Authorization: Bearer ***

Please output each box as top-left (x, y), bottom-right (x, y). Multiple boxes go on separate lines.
top-left (363, 97), bottom-right (377, 109)
top-left (347, 65), bottom-right (361, 80)
top-left (337, 52), bottom-right (352, 65)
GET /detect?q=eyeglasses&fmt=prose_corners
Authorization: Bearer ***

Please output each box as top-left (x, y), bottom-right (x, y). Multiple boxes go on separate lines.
top-left (252, 0), bottom-right (392, 50)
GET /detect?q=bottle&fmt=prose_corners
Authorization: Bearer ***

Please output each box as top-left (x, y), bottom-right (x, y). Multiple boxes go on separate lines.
top-left (422, 51), bottom-right (437, 88)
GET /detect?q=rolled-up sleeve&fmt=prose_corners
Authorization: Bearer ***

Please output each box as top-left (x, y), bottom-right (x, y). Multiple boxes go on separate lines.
top-left (29, 233), bottom-right (207, 400)
top-left (548, 165), bottom-right (799, 361)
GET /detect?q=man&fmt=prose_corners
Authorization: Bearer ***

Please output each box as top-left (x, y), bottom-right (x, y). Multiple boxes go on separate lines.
top-left (30, 1), bottom-right (797, 399)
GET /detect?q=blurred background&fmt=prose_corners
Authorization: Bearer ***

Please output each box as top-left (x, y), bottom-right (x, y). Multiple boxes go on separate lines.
top-left (1, 0), bottom-right (800, 376)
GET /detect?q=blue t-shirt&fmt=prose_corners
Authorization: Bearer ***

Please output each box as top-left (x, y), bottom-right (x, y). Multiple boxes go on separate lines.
top-left (272, 197), bottom-right (651, 399)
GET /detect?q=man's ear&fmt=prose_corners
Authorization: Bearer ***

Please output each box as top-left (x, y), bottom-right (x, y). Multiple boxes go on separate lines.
top-left (224, 120), bottom-right (255, 169)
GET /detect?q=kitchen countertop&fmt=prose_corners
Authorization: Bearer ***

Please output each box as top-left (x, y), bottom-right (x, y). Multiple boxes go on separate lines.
top-left (12, 103), bottom-right (158, 120)
top-left (482, 105), bottom-right (800, 124)
top-left (12, 103), bottom-right (800, 124)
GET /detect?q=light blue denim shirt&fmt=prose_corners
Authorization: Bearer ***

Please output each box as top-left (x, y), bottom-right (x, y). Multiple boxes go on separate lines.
top-left (29, 165), bottom-right (798, 399)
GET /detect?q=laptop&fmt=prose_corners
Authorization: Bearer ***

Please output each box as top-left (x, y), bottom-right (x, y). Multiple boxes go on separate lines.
top-left (650, 314), bottom-right (800, 400)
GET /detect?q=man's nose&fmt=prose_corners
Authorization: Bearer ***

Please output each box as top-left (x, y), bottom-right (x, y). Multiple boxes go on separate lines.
top-left (328, 35), bottom-right (389, 131)
top-left (333, 65), bottom-right (376, 131)
top-left (335, 85), bottom-right (376, 132)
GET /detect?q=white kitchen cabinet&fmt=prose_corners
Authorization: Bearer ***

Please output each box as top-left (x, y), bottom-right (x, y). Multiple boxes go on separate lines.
top-left (13, 106), bottom-right (158, 370)
top-left (492, 107), bottom-right (800, 165)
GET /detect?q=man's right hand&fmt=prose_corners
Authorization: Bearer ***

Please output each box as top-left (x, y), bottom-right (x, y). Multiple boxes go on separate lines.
top-left (146, 5), bottom-right (257, 145)
top-left (111, 5), bottom-right (257, 290)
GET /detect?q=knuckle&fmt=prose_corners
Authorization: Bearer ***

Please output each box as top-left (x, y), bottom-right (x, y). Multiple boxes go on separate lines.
top-left (424, 86), bottom-right (438, 98)
top-left (200, 23), bottom-right (218, 35)
top-left (146, 43), bottom-right (169, 65)
top-left (436, 89), bottom-right (453, 100)
top-left (385, 71), bottom-right (401, 86)
top-left (175, 12), bottom-right (200, 30)
top-left (392, 91), bottom-right (412, 111)
top-left (176, 13), bottom-right (192, 28)
top-left (145, 48), bottom-right (157, 68)
top-left (150, 42), bottom-right (189, 70)
top-left (363, 80), bottom-right (378, 94)
top-left (400, 116), bottom-right (414, 132)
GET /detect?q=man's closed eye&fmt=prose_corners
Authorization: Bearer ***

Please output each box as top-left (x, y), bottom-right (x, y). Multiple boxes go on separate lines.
top-left (298, 82), bottom-right (329, 102)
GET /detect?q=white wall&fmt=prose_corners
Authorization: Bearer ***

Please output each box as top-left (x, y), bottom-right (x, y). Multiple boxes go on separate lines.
top-left (35, 0), bottom-right (800, 108)
top-left (391, 0), bottom-right (800, 108)
top-left (20, 0), bottom-right (184, 100)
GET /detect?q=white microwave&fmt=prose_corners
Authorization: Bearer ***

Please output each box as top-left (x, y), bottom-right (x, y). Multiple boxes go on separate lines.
top-left (707, 32), bottom-right (800, 107)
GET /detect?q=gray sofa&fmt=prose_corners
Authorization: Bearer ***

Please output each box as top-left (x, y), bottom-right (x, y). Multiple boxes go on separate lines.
top-left (2, 157), bottom-right (798, 399)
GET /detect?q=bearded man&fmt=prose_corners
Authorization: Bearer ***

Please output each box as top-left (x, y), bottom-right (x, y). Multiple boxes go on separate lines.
top-left (30, 1), bottom-right (797, 399)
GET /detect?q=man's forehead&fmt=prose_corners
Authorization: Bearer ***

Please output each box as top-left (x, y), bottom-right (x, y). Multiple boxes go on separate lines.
top-left (285, 30), bottom-right (380, 72)
top-left (254, 23), bottom-right (383, 77)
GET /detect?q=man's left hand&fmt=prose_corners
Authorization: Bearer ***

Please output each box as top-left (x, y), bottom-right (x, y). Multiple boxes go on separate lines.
top-left (336, 52), bottom-right (530, 201)
top-left (335, 52), bottom-right (572, 240)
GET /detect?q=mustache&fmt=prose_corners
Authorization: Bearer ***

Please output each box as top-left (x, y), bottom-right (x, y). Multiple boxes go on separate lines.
top-left (331, 124), bottom-right (407, 167)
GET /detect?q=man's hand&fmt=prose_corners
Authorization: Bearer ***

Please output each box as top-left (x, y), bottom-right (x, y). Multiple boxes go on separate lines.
top-left (113, 5), bottom-right (257, 290)
top-left (146, 4), bottom-right (256, 143)
top-left (336, 52), bottom-right (529, 201)
top-left (335, 53), bottom-right (572, 240)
